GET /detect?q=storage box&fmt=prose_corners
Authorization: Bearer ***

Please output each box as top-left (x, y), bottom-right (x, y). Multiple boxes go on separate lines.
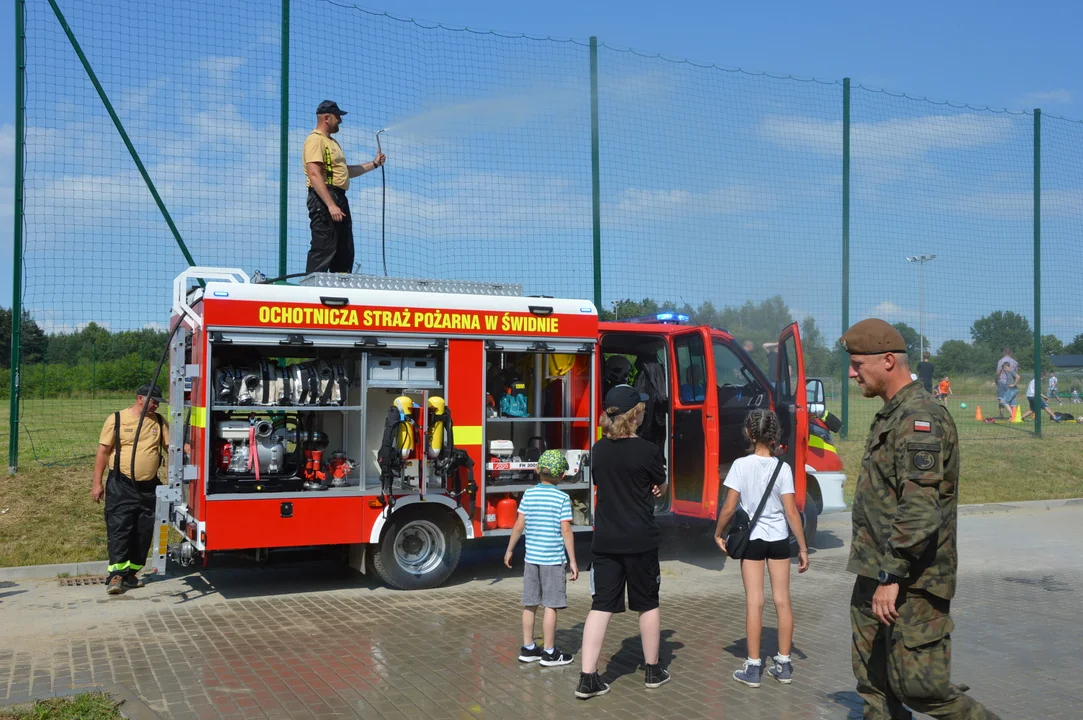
top-left (367, 355), bottom-right (402, 382)
top-left (403, 357), bottom-right (438, 383)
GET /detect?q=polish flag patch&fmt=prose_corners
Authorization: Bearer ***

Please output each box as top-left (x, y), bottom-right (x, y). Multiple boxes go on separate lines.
top-left (914, 420), bottom-right (932, 433)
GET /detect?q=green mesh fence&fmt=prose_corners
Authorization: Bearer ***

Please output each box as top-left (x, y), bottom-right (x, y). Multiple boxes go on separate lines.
top-left (7, 0), bottom-right (1083, 466)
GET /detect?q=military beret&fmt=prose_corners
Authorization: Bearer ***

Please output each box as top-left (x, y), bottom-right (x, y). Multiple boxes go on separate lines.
top-left (839, 318), bottom-right (908, 355)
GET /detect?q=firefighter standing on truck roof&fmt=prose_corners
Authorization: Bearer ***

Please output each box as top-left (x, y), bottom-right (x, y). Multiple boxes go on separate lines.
top-left (91, 384), bottom-right (175, 596)
top-left (841, 319), bottom-right (999, 719)
top-left (303, 100), bottom-right (386, 274)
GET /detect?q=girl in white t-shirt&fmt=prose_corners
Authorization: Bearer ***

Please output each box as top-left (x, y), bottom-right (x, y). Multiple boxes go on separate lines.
top-left (714, 409), bottom-right (809, 688)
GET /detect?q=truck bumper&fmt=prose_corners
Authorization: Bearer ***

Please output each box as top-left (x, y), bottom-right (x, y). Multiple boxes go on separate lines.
top-left (811, 471), bottom-right (846, 515)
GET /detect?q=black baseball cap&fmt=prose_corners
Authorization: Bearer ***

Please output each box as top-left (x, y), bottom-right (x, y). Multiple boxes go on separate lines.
top-left (604, 384), bottom-right (648, 416)
top-left (316, 100), bottom-right (347, 117)
top-left (136, 384), bottom-right (165, 402)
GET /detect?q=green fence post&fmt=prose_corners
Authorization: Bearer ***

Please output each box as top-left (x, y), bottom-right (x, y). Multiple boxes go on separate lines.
top-left (1033, 108), bottom-right (1041, 438)
top-left (46, 0), bottom-right (197, 269)
top-left (8, 0), bottom-right (26, 474)
top-left (589, 36), bottom-right (602, 311)
top-left (840, 78), bottom-right (851, 439)
top-left (278, 0), bottom-right (290, 277)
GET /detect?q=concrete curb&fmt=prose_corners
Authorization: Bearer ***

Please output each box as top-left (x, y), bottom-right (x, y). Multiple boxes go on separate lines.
top-left (0, 560), bottom-right (108, 582)
top-left (2, 497), bottom-right (1081, 581)
top-left (0, 683), bottom-right (162, 719)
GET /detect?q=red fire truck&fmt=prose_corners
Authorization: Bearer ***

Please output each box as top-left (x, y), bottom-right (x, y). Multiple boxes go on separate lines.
top-left (150, 268), bottom-right (841, 589)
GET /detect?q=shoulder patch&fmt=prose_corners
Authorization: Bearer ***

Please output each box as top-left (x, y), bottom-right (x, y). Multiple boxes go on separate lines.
top-left (913, 420), bottom-right (931, 433)
top-left (913, 451), bottom-right (936, 471)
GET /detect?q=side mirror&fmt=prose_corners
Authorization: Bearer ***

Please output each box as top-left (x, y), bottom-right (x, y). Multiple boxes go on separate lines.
top-left (808, 402), bottom-right (826, 419)
top-left (806, 378), bottom-right (826, 405)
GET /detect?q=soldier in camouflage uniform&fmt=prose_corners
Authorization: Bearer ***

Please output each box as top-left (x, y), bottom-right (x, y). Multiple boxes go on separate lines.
top-left (840, 319), bottom-right (999, 720)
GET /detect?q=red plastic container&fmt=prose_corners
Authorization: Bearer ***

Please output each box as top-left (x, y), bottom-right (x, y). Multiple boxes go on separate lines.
top-left (484, 500), bottom-right (498, 530)
top-left (496, 496), bottom-right (518, 529)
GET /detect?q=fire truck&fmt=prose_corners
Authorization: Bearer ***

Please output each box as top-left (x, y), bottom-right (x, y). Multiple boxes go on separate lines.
top-left (150, 268), bottom-right (843, 589)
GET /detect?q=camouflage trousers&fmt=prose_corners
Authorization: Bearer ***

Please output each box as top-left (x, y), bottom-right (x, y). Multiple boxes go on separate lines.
top-left (850, 577), bottom-right (1000, 719)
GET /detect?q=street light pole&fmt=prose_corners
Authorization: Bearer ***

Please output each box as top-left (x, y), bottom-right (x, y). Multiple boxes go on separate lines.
top-left (906, 255), bottom-right (937, 357)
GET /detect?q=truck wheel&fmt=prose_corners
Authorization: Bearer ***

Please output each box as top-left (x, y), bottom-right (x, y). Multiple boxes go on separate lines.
top-left (372, 509), bottom-right (462, 590)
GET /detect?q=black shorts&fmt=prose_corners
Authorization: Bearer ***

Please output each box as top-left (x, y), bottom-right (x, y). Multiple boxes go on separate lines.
top-left (743, 538), bottom-right (790, 561)
top-left (589, 549), bottom-right (660, 614)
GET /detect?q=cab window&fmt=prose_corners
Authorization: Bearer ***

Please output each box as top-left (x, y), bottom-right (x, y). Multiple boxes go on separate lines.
top-left (713, 340), bottom-right (767, 408)
top-left (674, 334), bottom-right (707, 404)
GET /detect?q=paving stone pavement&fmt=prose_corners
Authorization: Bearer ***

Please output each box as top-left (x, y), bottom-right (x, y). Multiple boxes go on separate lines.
top-left (2, 505), bottom-right (1083, 719)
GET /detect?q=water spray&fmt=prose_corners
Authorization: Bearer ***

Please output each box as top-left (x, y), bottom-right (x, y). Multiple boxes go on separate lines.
top-left (376, 128), bottom-right (387, 276)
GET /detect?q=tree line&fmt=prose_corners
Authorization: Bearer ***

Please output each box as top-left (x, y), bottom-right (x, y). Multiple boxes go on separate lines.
top-left (2, 304), bottom-right (1080, 399)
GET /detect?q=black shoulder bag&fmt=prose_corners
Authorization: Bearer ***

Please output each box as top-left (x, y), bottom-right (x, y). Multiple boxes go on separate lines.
top-left (725, 458), bottom-right (784, 560)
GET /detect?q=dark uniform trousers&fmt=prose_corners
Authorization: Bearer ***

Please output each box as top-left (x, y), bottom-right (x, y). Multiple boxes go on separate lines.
top-left (105, 471), bottom-right (159, 577)
top-left (851, 576), bottom-right (1000, 719)
top-left (306, 186), bottom-right (354, 274)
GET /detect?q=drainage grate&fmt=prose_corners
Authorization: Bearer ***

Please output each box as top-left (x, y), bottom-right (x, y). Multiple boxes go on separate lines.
top-left (59, 575), bottom-right (108, 587)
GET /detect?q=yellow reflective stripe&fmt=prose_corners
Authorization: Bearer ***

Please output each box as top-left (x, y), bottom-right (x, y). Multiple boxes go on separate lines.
top-left (808, 434), bottom-right (837, 454)
top-left (454, 425), bottom-right (482, 446)
top-left (108, 562), bottom-right (131, 572)
top-left (190, 406), bottom-right (206, 428)
top-left (128, 563), bottom-right (144, 571)
top-left (324, 145), bottom-right (334, 185)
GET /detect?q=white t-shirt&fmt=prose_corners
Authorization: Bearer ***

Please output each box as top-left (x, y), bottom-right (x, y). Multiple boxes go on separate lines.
top-left (723, 455), bottom-right (795, 542)
top-left (1026, 378), bottom-right (1036, 398)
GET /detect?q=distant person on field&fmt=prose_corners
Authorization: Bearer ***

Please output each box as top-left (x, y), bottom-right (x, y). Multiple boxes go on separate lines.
top-left (936, 376), bottom-right (952, 404)
top-left (504, 450), bottom-right (579, 668)
top-left (996, 360), bottom-right (1019, 419)
top-left (1023, 371), bottom-right (1059, 422)
top-left (1073, 388), bottom-right (1080, 404)
top-left (1048, 372), bottom-right (1061, 404)
top-left (303, 100), bottom-right (386, 274)
top-left (714, 409), bottom-right (809, 689)
top-left (917, 351), bottom-right (935, 394)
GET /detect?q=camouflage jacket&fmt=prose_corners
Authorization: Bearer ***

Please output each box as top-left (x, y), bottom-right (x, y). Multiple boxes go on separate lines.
top-left (847, 381), bottom-right (959, 599)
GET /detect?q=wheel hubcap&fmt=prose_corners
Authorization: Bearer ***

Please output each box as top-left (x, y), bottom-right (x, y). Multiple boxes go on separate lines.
top-left (393, 519), bottom-right (445, 576)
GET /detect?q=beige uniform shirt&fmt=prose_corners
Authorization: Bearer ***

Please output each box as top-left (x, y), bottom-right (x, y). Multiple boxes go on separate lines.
top-left (99, 409), bottom-right (168, 482)
top-left (302, 130), bottom-right (349, 190)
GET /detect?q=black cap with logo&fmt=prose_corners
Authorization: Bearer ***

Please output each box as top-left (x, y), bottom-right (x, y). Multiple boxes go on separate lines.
top-left (603, 384), bottom-right (648, 417)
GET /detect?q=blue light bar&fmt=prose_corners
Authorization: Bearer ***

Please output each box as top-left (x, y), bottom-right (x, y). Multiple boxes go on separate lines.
top-left (617, 311), bottom-right (691, 325)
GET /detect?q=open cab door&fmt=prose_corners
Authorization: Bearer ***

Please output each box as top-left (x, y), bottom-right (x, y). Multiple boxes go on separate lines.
top-left (774, 323), bottom-right (808, 511)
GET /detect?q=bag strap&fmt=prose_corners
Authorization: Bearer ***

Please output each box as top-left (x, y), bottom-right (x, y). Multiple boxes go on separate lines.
top-left (112, 412), bottom-right (122, 475)
top-left (748, 458), bottom-right (785, 534)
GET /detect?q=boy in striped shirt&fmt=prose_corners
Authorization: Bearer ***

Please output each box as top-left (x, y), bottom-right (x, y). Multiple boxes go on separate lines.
top-left (504, 450), bottom-right (580, 666)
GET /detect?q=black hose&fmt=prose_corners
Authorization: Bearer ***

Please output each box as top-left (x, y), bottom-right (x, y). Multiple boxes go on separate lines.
top-left (254, 271), bottom-right (310, 285)
top-left (380, 163), bottom-right (387, 277)
top-left (130, 317), bottom-right (184, 482)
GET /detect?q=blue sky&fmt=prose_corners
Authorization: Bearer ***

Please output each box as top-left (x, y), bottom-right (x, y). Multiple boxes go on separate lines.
top-left (0, 0), bottom-right (1080, 349)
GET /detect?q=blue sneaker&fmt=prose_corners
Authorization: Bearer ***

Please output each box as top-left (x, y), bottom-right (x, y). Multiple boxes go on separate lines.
top-left (733, 659), bottom-right (763, 688)
top-left (768, 656), bottom-right (793, 684)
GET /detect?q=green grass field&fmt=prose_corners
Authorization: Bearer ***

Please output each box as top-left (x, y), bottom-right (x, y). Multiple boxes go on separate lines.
top-left (1, 390), bottom-right (1081, 567)
top-left (0, 693), bottom-right (122, 720)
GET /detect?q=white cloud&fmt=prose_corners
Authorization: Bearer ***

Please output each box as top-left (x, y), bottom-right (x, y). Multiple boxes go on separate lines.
top-left (607, 185), bottom-right (775, 221)
top-left (759, 113), bottom-right (1016, 162)
top-left (197, 56), bottom-right (245, 81)
top-left (953, 188), bottom-right (1083, 219)
top-left (1019, 89), bottom-right (1072, 106)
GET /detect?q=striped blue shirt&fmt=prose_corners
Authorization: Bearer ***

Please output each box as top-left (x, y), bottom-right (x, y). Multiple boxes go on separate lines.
top-left (518, 483), bottom-right (573, 565)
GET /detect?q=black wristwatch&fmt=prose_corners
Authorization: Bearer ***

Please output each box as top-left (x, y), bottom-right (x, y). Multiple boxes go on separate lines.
top-left (877, 570), bottom-right (901, 585)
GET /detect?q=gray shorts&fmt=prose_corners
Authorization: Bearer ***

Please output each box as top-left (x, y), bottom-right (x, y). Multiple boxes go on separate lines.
top-left (522, 562), bottom-right (568, 609)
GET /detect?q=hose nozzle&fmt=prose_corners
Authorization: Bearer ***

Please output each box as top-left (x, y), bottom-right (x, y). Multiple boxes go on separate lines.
top-left (375, 128), bottom-right (386, 154)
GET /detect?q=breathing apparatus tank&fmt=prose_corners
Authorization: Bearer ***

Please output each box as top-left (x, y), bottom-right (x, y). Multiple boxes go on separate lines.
top-left (392, 395), bottom-right (417, 460)
top-left (427, 397), bottom-right (447, 459)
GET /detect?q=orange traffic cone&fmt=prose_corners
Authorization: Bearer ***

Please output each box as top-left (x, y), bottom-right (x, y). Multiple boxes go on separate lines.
top-left (974, 405), bottom-right (983, 421)
top-left (1011, 405), bottom-right (1023, 423)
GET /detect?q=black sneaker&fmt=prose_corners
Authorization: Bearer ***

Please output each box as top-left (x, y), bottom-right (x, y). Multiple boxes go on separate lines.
top-left (540, 648), bottom-right (574, 667)
top-left (644, 663), bottom-right (671, 689)
top-left (122, 573), bottom-right (145, 589)
top-left (106, 575), bottom-right (125, 595)
top-left (575, 672), bottom-right (610, 699)
top-left (518, 645), bottom-right (543, 663)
